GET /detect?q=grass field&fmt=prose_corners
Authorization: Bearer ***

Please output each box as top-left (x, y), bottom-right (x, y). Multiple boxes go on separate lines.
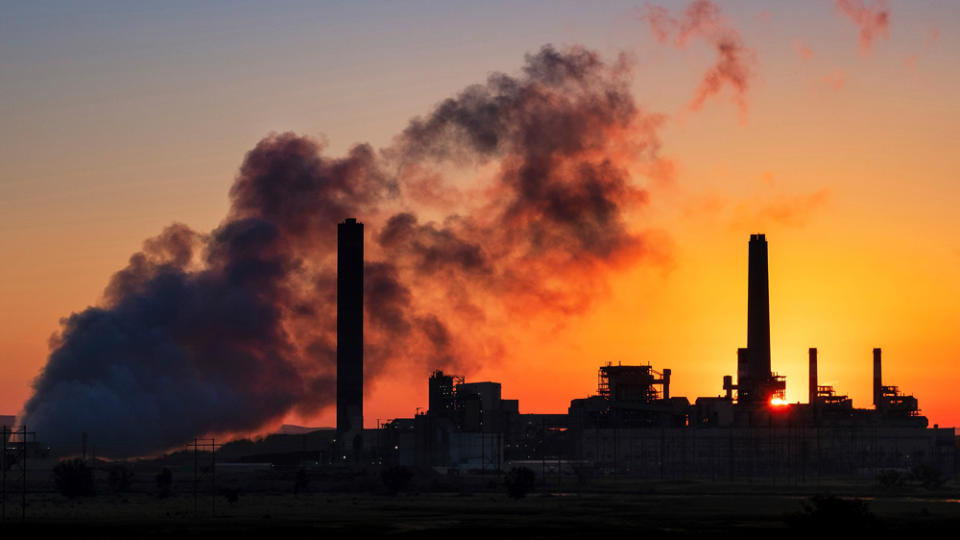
top-left (3, 477), bottom-right (960, 537)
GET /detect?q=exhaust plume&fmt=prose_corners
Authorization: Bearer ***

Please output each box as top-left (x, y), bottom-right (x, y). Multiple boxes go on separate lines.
top-left (639, 0), bottom-right (755, 117)
top-left (21, 45), bottom-right (667, 457)
top-left (835, 0), bottom-right (890, 52)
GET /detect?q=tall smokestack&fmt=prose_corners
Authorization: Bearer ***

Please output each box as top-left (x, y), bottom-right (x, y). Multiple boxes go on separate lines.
top-left (737, 233), bottom-right (772, 404)
top-left (747, 234), bottom-right (771, 386)
top-left (337, 218), bottom-right (364, 444)
top-left (808, 348), bottom-right (818, 405)
top-left (873, 347), bottom-right (882, 409)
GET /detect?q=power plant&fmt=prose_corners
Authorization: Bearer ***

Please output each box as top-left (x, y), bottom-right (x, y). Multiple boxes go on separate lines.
top-left (5, 225), bottom-right (954, 484)
top-left (362, 231), bottom-right (956, 477)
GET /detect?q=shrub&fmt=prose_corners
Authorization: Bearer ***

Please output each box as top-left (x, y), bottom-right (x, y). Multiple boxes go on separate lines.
top-left (381, 465), bottom-right (413, 495)
top-left (293, 467), bottom-right (310, 495)
top-left (221, 487), bottom-right (241, 504)
top-left (53, 458), bottom-right (94, 497)
top-left (911, 463), bottom-right (945, 490)
top-left (155, 467), bottom-right (173, 498)
top-left (787, 494), bottom-right (875, 531)
top-left (504, 467), bottom-right (536, 499)
top-left (107, 464), bottom-right (134, 493)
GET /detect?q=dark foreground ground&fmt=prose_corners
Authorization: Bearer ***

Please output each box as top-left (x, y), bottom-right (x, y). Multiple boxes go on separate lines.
top-left (3, 480), bottom-right (960, 538)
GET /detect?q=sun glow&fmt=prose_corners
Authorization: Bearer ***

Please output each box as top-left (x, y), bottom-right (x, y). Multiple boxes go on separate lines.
top-left (769, 397), bottom-right (788, 407)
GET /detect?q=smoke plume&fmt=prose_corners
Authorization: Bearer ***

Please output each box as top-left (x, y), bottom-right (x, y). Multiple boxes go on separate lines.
top-left (21, 45), bottom-right (668, 457)
top-left (834, 0), bottom-right (890, 52)
top-left (639, 0), bottom-right (754, 117)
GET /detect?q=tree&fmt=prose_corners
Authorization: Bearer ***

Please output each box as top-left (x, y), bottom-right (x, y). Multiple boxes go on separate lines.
top-left (53, 458), bottom-right (94, 497)
top-left (504, 467), bottom-right (536, 499)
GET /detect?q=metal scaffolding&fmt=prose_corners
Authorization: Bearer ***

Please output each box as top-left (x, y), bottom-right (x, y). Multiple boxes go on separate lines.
top-left (1, 425), bottom-right (35, 522)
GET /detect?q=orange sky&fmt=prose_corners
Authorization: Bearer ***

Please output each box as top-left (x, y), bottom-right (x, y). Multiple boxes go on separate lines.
top-left (2, 2), bottom-right (958, 434)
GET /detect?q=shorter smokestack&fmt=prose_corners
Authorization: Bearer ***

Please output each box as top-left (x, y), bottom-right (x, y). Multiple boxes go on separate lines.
top-left (723, 375), bottom-right (733, 399)
top-left (808, 348), bottom-right (818, 405)
top-left (873, 348), bottom-right (882, 408)
top-left (662, 369), bottom-right (671, 400)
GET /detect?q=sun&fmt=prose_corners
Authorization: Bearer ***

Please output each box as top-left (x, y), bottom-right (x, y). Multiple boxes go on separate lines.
top-left (769, 396), bottom-right (788, 407)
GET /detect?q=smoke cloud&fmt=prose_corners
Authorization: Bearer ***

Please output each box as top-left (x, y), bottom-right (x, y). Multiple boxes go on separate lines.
top-left (834, 0), bottom-right (890, 52)
top-left (639, 0), bottom-right (755, 117)
top-left (21, 45), bottom-right (668, 457)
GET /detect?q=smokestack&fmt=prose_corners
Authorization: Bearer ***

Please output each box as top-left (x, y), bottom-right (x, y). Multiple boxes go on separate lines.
top-left (337, 218), bottom-right (364, 444)
top-left (873, 347), bottom-right (882, 408)
top-left (747, 234), bottom-right (772, 390)
top-left (662, 368), bottom-right (671, 400)
top-left (808, 348), bottom-right (818, 405)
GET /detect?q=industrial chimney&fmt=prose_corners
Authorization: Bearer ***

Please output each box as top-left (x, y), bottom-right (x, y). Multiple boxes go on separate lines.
top-left (337, 218), bottom-right (364, 447)
top-left (808, 348), bottom-right (818, 405)
top-left (873, 347), bottom-right (882, 409)
top-left (736, 234), bottom-right (774, 403)
top-left (747, 234), bottom-right (772, 386)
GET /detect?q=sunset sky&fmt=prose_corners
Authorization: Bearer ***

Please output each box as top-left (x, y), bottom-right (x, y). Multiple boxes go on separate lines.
top-left (2, 1), bottom-right (958, 439)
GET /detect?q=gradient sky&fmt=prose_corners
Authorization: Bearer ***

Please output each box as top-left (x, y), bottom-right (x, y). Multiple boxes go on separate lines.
top-left (2, 1), bottom-right (959, 432)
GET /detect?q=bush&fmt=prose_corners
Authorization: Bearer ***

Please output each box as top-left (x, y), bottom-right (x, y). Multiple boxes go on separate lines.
top-left (572, 463), bottom-right (595, 491)
top-left (293, 467), bottom-right (310, 495)
top-left (381, 465), bottom-right (413, 495)
top-left (53, 458), bottom-right (94, 497)
top-left (877, 469), bottom-right (905, 490)
top-left (220, 487), bottom-right (241, 504)
top-left (786, 494), bottom-right (875, 531)
top-left (911, 464), bottom-right (945, 490)
top-left (155, 467), bottom-right (173, 498)
top-left (107, 464), bottom-right (134, 493)
top-left (504, 467), bottom-right (536, 499)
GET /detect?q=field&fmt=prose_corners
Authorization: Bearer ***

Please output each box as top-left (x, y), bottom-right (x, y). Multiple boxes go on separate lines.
top-left (3, 474), bottom-right (960, 537)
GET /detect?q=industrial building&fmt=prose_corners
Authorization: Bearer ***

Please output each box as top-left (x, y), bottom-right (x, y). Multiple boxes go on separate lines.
top-left (365, 233), bottom-right (957, 478)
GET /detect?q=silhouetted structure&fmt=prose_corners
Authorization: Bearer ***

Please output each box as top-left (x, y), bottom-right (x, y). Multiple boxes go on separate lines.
top-left (732, 234), bottom-right (786, 404)
top-left (337, 218), bottom-right (364, 452)
top-left (872, 347), bottom-right (922, 420)
top-left (428, 370), bottom-right (457, 420)
top-left (808, 348), bottom-right (818, 405)
top-left (369, 233), bottom-right (955, 479)
top-left (809, 347), bottom-right (851, 409)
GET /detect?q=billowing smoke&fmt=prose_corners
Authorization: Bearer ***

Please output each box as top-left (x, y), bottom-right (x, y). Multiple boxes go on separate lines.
top-left (21, 45), bottom-right (668, 457)
top-left (835, 0), bottom-right (890, 52)
top-left (639, 0), bottom-right (754, 116)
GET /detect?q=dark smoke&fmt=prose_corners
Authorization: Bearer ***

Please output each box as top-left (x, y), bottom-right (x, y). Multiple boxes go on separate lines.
top-left (21, 45), bottom-right (667, 457)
